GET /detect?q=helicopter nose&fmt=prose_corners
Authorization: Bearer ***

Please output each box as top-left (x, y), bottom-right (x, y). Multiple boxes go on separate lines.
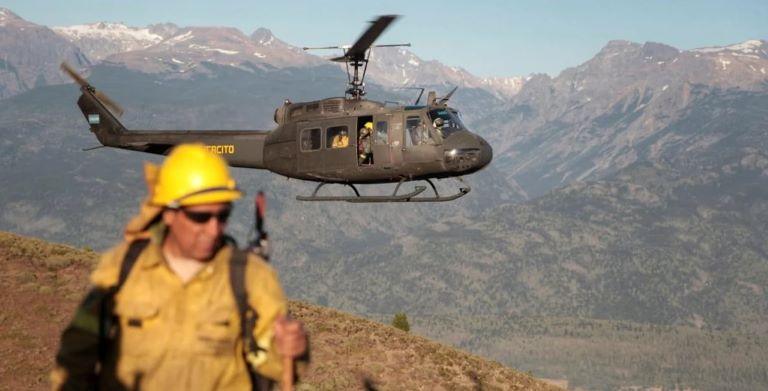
top-left (477, 135), bottom-right (493, 168)
top-left (443, 132), bottom-right (493, 173)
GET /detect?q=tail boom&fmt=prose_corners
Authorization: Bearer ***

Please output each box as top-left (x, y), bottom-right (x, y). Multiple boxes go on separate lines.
top-left (76, 86), bottom-right (270, 169)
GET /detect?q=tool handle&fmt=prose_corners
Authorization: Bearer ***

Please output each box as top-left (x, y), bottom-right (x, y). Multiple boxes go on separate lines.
top-left (282, 356), bottom-right (293, 391)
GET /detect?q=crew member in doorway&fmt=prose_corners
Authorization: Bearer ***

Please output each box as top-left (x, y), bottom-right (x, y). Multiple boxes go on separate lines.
top-left (358, 122), bottom-right (373, 164)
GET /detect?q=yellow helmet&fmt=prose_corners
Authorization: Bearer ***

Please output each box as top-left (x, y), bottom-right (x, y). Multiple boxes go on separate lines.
top-left (151, 144), bottom-right (242, 208)
top-left (364, 122), bottom-right (373, 130)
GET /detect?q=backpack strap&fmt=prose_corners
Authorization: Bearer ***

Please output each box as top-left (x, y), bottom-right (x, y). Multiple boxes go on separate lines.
top-left (97, 238), bottom-right (150, 362)
top-left (229, 248), bottom-right (250, 340)
top-left (230, 249), bottom-right (271, 391)
top-left (118, 239), bottom-right (150, 288)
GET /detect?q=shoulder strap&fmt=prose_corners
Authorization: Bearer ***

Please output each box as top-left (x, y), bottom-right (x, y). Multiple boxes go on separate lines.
top-left (229, 249), bottom-right (270, 391)
top-left (117, 238), bottom-right (150, 290)
top-left (229, 248), bottom-right (249, 322)
top-left (97, 238), bottom-right (150, 363)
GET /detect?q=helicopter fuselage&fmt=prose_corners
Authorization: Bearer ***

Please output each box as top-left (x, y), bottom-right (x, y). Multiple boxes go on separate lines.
top-left (262, 97), bottom-right (492, 184)
top-left (78, 89), bottom-right (492, 186)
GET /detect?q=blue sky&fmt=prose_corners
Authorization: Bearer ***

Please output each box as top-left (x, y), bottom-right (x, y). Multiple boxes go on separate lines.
top-left (5, 0), bottom-right (768, 78)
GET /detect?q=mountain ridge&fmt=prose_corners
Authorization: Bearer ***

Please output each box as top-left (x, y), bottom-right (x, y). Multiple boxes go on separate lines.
top-left (0, 8), bottom-right (525, 100)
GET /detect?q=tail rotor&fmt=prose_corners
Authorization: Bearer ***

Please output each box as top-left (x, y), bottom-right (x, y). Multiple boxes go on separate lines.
top-left (60, 62), bottom-right (125, 117)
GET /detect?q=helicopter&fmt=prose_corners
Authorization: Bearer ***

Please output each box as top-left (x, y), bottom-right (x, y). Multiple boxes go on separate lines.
top-left (62, 15), bottom-right (493, 202)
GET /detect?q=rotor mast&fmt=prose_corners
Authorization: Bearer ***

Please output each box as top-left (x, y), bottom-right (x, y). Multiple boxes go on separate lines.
top-left (303, 15), bottom-right (410, 100)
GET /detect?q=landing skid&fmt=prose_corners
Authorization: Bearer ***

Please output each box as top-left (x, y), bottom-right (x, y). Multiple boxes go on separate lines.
top-left (296, 178), bottom-right (470, 203)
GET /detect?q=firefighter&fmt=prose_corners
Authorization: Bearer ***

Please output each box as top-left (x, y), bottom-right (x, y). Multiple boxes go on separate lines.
top-left (52, 144), bottom-right (306, 390)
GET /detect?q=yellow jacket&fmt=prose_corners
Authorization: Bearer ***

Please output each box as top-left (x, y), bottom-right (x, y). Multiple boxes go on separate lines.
top-left (52, 230), bottom-right (288, 390)
top-left (331, 134), bottom-right (349, 148)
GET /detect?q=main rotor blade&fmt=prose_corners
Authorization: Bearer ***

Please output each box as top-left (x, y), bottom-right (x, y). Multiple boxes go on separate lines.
top-left (343, 15), bottom-right (398, 62)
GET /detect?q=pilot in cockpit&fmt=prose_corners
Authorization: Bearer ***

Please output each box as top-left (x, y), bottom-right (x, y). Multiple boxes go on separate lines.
top-left (433, 117), bottom-right (445, 137)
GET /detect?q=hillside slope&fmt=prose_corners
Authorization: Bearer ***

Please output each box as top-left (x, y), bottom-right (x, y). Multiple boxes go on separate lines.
top-left (0, 231), bottom-right (559, 391)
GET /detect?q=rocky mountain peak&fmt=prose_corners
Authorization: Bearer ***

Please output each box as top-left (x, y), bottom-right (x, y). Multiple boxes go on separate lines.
top-left (640, 42), bottom-right (680, 60)
top-left (598, 40), bottom-right (641, 54)
top-left (250, 27), bottom-right (275, 45)
top-left (0, 9), bottom-right (88, 99)
top-left (0, 7), bottom-right (31, 27)
top-left (147, 23), bottom-right (180, 37)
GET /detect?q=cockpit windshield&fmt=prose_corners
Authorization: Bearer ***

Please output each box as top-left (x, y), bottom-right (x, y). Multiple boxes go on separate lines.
top-left (428, 108), bottom-right (467, 138)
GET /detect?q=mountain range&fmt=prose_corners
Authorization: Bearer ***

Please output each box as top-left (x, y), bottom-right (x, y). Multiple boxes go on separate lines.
top-left (2, 7), bottom-right (768, 390)
top-left (0, 8), bottom-right (522, 100)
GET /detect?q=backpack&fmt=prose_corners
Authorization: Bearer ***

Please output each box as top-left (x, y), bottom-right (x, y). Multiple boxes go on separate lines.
top-left (55, 239), bottom-right (270, 390)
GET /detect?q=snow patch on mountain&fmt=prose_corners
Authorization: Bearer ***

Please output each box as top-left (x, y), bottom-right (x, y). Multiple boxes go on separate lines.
top-left (691, 40), bottom-right (765, 55)
top-left (166, 31), bottom-right (194, 44)
top-left (482, 76), bottom-right (525, 96)
top-left (188, 44), bottom-right (239, 55)
top-left (52, 22), bottom-right (168, 60)
top-left (53, 22), bottom-right (163, 44)
top-left (0, 7), bottom-right (15, 25)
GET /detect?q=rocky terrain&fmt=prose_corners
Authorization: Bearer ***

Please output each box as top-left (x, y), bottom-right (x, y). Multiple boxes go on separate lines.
top-left (0, 231), bottom-right (560, 391)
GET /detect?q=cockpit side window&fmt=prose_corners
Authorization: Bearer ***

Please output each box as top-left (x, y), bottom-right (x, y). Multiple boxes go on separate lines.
top-left (406, 115), bottom-right (435, 146)
top-left (428, 108), bottom-right (466, 138)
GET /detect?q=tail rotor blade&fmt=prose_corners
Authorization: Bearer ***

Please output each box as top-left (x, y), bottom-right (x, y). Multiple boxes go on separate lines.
top-left (60, 62), bottom-right (124, 117)
top-left (60, 62), bottom-right (89, 88)
top-left (95, 90), bottom-right (125, 117)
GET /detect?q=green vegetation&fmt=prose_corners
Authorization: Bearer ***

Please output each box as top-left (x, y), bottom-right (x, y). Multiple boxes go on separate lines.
top-left (391, 312), bottom-right (410, 332)
top-left (0, 231), bottom-right (98, 266)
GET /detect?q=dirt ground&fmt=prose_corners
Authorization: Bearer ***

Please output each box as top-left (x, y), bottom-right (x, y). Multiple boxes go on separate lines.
top-left (0, 232), bottom-right (561, 391)
top-left (0, 244), bottom-right (91, 391)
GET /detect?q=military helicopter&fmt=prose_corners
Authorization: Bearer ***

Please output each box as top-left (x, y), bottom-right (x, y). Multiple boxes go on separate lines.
top-left (62, 15), bottom-right (492, 202)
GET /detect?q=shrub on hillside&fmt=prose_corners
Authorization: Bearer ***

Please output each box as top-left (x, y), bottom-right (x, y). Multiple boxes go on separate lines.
top-left (392, 312), bottom-right (410, 332)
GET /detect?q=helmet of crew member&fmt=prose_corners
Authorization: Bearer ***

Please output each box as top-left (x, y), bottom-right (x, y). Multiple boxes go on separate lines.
top-left (151, 144), bottom-right (242, 208)
top-left (433, 118), bottom-right (445, 128)
top-left (364, 122), bottom-right (373, 130)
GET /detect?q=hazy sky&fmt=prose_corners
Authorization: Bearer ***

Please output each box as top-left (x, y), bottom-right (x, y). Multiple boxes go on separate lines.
top-left (5, 0), bottom-right (768, 78)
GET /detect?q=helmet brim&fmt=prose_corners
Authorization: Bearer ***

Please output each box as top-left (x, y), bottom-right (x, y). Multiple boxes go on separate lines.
top-left (172, 188), bottom-right (243, 207)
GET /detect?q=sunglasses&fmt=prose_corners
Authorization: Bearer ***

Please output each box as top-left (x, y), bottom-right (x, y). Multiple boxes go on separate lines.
top-left (179, 208), bottom-right (232, 224)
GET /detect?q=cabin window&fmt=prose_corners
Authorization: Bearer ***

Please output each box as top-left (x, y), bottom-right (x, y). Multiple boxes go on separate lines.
top-left (326, 126), bottom-right (349, 149)
top-left (374, 121), bottom-right (388, 145)
top-left (300, 128), bottom-right (321, 151)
